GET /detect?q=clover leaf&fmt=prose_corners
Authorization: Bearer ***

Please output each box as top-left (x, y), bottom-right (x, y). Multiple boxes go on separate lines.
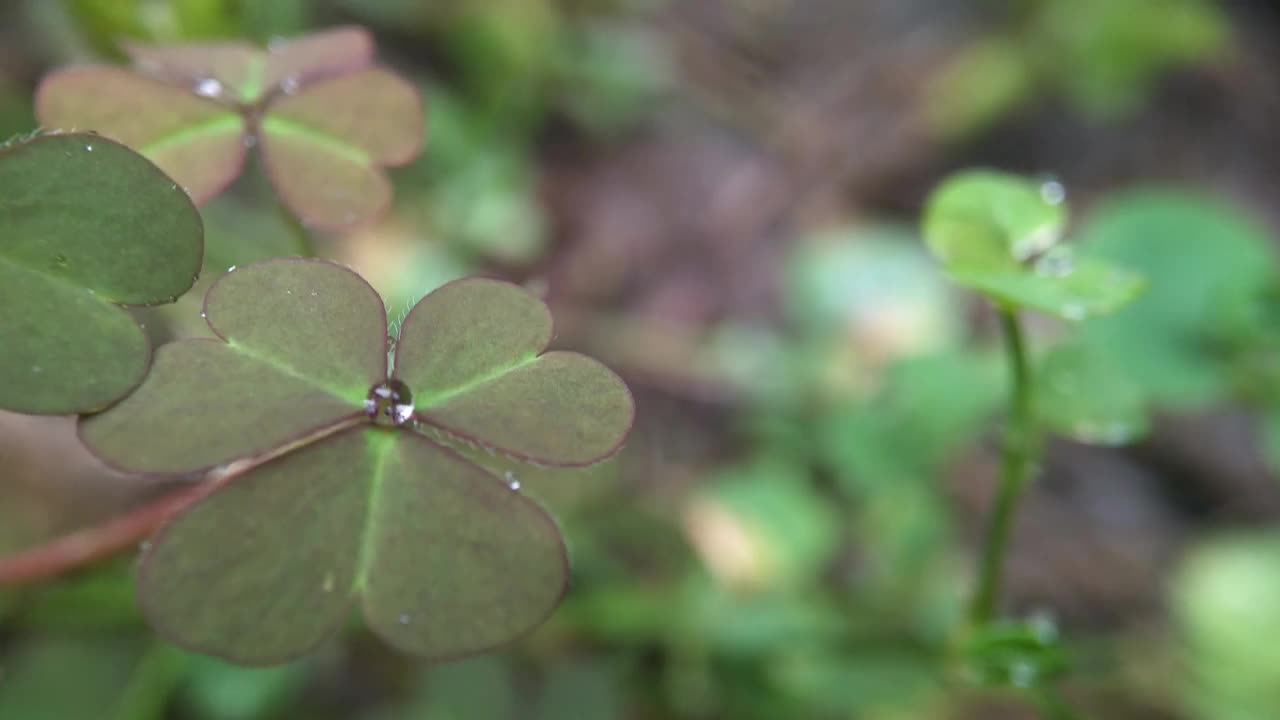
top-left (922, 170), bottom-right (1144, 320)
top-left (79, 259), bottom-right (634, 665)
top-left (0, 132), bottom-right (202, 414)
top-left (35, 26), bottom-right (423, 231)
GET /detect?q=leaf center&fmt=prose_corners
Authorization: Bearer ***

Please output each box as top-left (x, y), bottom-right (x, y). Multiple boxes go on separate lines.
top-left (365, 380), bottom-right (414, 427)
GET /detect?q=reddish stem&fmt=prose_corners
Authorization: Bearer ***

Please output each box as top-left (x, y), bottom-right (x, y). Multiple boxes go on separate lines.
top-left (0, 481), bottom-right (210, 587)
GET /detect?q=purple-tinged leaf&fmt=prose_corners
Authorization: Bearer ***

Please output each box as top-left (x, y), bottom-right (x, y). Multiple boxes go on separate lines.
top-left (36, 67), bottom-right (246, 205)
top-left (79, 260), bottom-right (387, 473)
top-left (137, 427), bottom-right (371, 665)
top-left (260, 68), bottom-right (423, 229)
top-left (203, 259), bottom-right (389, 399)
top-left (123, 40), bottom-right (262, 103)
top-left (262, 26), bottom-right (375, 92)
top-left (394, 279), bottom-right (634, 466)
top-left (361, 432), bottom-right (568, 660)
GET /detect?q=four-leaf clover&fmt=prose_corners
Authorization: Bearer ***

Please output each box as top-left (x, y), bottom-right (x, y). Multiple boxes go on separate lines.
top-left (36, 27), bottom-right (423, 230)
top-left (79, 259), bottom-right (634, 664)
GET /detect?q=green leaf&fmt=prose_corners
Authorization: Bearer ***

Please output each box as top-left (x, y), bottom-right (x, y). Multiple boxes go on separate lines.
top-left (1076, 189), bottom-right (1277, 407)
top-left (138, 427), bottom-right (567, 664)
top-left (394, 278), bottom-right (635, 466)
top-left (36, 67), bottom-right (247, 205)
top-left (0, 132), bottom-right (203, 414)
top-left (951, 247), bottom-right (1145, 321)
top-left (1037, 341), bottom-right (1148, 446)
top-left (1173, 533), bottom-right (1280, 720)
top-left (80, 259), bottom-right (385, 473)
top-left (922, 170), bottom-right (1066, 272)
top-left (260, 68), bottom-right (423, 229)
top-left (923, 170), bottom-right (1145, 318)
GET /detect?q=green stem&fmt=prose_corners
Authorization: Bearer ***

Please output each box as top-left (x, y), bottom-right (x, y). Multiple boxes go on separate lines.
top-left (970, 307), bottom-right (1038, 625)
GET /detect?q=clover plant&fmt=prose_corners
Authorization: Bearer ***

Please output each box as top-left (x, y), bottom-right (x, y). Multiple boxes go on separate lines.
top-left (0, 132), bottom-right (202, 415)
top-left (921, 169), bottom-right (1145, 708)
top-left (74, 258), bottom-right (634, 664)
top-left (35, 27), bottom-right (423, 230)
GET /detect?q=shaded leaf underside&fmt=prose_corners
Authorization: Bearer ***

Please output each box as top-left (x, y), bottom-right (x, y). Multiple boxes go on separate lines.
top-left (138, 427), bottom-right (567, 665)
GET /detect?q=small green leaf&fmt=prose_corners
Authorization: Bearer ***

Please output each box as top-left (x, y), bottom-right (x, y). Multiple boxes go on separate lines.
top-left (950, 247), bottom-right (1145, 321)
top-left (0, 133), bottom-right (202, 414)
top-left (1037, 341), bottom-right (1148, 446)
top-left (922, 170), bottom-right (1066, 272)
top-left (36, 68), bottom-right (247, 205)
top-left (394, 279), bottom-right (635, 466)
top-left (923, 170), bottom-right (1145, 318)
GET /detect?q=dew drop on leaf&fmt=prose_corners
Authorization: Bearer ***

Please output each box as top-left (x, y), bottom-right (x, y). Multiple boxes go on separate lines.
top-left (194, 77), bottom-right (223, 98)
top-left (365, 380), bottom-right (414, 427)
top-left (504, 471), bottom-right (521, 491)
top-left (1040, 179), bottom-right (1066, 205)
top-left (398, 613), bottom-right (412, 625)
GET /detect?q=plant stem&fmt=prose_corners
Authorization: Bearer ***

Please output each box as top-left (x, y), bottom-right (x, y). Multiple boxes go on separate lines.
top-left (0, 483), bottom-right (210, 587)
top-left (970, 307), bottom-right (1038, 625)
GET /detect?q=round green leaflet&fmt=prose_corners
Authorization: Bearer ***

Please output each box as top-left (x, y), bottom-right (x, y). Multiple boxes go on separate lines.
top-left (922, 170), bottom-right (1144, 321)
top-left (79, 259), bottom-right (635, 663)
top-left (0, 132), bottom-right (203, 414)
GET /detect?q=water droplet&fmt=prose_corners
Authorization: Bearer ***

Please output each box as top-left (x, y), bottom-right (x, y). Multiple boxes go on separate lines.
top-left (1039, 180), bottom-right (1066, 205)
top-left (199, 311), bottom-right (207, 319)
top-left (1060, 303), bottom-right (1087, 321)
top-left (281, 76), bottom-right (301, 94)
top-left (1035, 249), bottom-right (1074, 278)
top-left (84, 144), bottom-right (93, 152)
top-left (194, 77), bottom-right (223, 98)
top-left (398, 613), bottom-right (412, 625)
top-left (227, 265), bottom-right (237, 272)
top-left (1010, 660), bottom-right (1037, 688)
top-left (365, 380), bottom-right (414, 426)
top-left (322, 572), bottom-right (335, 593)
top-left (504, 471), bottom-right (521, 491)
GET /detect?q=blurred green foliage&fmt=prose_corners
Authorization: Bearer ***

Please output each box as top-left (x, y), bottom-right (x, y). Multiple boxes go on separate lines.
top-left (926, 0), bottom-right (1228, 138)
